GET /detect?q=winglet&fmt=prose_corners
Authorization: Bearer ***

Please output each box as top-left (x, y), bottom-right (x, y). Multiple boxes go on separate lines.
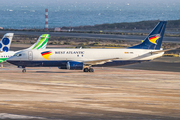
top-left (28, 34), bottom-right (49, 50)
top-left (0, 33), bottom-right (14, 52)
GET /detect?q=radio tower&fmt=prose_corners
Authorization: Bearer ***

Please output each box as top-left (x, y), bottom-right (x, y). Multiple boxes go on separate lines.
top-left (45, 9), bottom-right (48, 31)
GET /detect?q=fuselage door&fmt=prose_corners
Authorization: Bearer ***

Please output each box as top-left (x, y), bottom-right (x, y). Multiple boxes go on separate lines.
top-left (28, 51), bottom-right (33, 60)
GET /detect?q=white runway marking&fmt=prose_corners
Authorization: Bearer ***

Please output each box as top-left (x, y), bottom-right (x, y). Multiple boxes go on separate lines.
top-left (0, 113), bottom-right (46, 119)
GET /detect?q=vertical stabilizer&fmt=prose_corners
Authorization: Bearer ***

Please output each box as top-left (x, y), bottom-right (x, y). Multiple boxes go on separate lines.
top-left (28, 34), bottom-right (49, 50)
top-left (0, 33), bottom-right (14, 52)
top-left (128, 21), bottom-right (167, 50)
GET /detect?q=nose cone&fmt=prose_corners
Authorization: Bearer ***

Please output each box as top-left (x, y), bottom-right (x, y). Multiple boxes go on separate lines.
top-left (7, 55), bottom-right (14, 60)
top-left (6, 56), bottom-right (13, 62)
top-left (6, 56), bottom-right (18, 66)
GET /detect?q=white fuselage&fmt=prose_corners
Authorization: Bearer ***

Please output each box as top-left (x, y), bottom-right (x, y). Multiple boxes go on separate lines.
top-left (0, 51), bottom-right (16, 63)
top-left (6, 47), bottom-right (165, 72)
top-left (7, 48), bottom-right (164, 67)
top-left (30, 48), bottom-right (163, 61)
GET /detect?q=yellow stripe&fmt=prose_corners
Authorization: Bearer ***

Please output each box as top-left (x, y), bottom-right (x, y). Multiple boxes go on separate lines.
top-left (149, 37), bottom-right (160, 44)
top-left (42, 53), bottom-right (53, 60)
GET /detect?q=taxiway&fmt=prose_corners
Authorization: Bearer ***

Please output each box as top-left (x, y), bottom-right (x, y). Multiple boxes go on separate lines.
top-left (0, 57), bottom-right (180, 120)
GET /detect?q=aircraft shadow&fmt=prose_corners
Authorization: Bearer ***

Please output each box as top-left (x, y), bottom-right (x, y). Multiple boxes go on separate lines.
top-left (35, 71), bottom-right (74, 73)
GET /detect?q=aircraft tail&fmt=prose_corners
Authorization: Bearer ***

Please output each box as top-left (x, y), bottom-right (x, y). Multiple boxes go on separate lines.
top-left (128, 21), bottom-right (167, 50)
top-left (0, 33), bottom-right (14, 52)
top-left (28, 34), bottom-right (49, 50)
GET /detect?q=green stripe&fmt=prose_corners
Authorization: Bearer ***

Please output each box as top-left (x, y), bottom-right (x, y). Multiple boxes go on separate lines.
top-left (33, 37), bottom-right (45, 49)
top-left (37, 37), bottom-right (49, 49)
top-left (42, 34), bottom-right (47, 38)
top-left (0, 58), bottom-right (8, 63)
top-left (33, 34), bottom-right (49, 49)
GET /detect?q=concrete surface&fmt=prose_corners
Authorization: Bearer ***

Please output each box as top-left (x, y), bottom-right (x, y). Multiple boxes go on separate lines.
top-left (0, 61), bottom-right (180, 120)
top-left (120, 57), bottom-right (180, 72)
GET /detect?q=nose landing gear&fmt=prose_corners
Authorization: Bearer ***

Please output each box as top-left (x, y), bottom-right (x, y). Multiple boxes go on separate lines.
top-left (18, 66), bottom-right (26, 73)
top-left (20, 66), bottom-right (26, 73)
top-left (22, 68), bottom-right (26, 73)
top-left (1, 63), bottom-right (3, 68)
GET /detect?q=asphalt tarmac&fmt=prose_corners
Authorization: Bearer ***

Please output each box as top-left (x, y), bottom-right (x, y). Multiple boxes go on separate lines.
top-left (119, 57), bottom-right (180, 72)
top-left (0, 56), bottom-right (179, 120)
top-left (1, 40), bottom-right (180, 120)
top-left (0, 30), bottom-right (180, 43)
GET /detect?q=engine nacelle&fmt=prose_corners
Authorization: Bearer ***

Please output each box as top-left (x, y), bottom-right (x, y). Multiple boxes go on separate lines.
top-left (58, 66), bottom-right (67, 69)
top-left (58, 61), bottom-right (84, 70)
top-left (67, 61), bottom-right (83, 70)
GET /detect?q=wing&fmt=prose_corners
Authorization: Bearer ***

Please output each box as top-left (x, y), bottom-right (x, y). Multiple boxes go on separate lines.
top-left (83, 58), bottom-right (119, 66)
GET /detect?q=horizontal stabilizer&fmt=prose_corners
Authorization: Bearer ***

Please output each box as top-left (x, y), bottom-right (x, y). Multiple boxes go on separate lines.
top-left (150, 48), bottom-right (178, 54)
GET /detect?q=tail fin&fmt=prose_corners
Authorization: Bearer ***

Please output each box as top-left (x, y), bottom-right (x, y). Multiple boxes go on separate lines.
top-left (0, 33), bottom-right (14, 52)
top-left (128, 21), bottom-right (167, 50)
top-left (28, 34), bottom-right (49, 50)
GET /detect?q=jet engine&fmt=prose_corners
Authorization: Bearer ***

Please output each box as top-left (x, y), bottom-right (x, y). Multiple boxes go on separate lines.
top-left (67, 61), bottom-right (83, 70)
top-left (58, 61), bottom-right (83, 70)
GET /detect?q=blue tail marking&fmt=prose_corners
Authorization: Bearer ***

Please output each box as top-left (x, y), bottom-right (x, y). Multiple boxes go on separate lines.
top-left (128, 21), bottom-right (167, 50)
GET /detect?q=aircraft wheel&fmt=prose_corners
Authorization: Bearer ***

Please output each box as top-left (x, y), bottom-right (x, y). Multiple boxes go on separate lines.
top-left (22, 69), bottom-right (26, 73)
top-left (89, 68), bottom-right (94, 72)
top-left (83, 68), bottom-right (89, 72)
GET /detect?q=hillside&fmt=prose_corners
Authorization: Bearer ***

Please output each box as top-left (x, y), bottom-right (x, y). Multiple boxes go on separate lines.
top-left (62, 20), bottom-right (180, 31)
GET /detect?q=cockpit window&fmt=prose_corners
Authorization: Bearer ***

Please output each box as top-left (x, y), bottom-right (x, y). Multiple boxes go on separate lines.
top-left (14, 53), bottom-right (22, 57)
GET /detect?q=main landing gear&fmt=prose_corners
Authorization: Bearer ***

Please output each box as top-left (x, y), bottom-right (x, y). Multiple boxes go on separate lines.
top-left (83, 67), bottom-right (94, 72)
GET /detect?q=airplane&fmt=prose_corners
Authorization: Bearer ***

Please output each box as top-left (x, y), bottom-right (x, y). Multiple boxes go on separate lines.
top-left (0, 34), bottom-right (50, 66)
top-left (0, 33), bottom-right (14, 52)
top-left (7, 21), bottom-right (168, 73)
top-left (0, 33), bottom-right (14, 64)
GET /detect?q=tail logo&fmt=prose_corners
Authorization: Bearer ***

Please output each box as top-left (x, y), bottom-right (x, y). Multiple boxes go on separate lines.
top-left (41, 51), bottom-right (52, 60)
top-left (0, 38), bottom-right (10, 52)
top-left (148, 34), bottom-right (161, 45)
top-left (33, 34), bottom-right (49, 50)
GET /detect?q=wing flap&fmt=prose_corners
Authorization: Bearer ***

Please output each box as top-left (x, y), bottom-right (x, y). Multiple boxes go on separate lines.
top-left (84, 58), bottom-right (119, 65)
